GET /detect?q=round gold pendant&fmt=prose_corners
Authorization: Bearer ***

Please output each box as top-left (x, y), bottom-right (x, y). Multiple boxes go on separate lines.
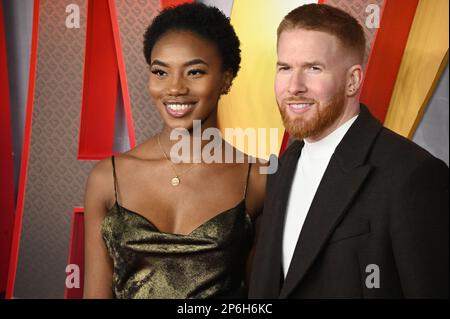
top-left (171, 176), bottom-right (180, 186)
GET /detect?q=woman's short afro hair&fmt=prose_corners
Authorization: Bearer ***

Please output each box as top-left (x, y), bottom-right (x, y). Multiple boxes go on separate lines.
top-left (143, 2), bottom-right (241, 79)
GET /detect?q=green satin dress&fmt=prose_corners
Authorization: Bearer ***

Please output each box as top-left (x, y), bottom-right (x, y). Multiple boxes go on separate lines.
top-left (101, 156), bottom-right (254, 299)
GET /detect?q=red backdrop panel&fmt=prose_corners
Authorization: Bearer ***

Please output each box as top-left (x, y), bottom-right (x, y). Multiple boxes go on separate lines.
top-left (360, 0), bottom-right (419, 122)
top-left (0, 0), bottom-right (16, 294)
top-left (78, 0), bottom-right (119, 160)
top-left (160, 0), bottom-right (193, 9)
top-left (64, 209), bottom-right (84, 299)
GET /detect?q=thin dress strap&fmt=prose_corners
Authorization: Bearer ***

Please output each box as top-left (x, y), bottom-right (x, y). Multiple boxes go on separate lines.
top-left (243, 162), bottom-right (252, 199)
top-left (111, 156), bottom-right (118, 204)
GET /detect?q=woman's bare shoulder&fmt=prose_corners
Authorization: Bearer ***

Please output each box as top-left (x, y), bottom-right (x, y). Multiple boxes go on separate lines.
top-left (87, 157), bottom-right (114, 187)
top-left (85, 157), bottom-right (115, 210)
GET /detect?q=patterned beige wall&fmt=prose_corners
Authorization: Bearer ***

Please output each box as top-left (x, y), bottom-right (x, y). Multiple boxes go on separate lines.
top-left (14, 0), bottom-right (90, 298)
top-left (14, 0), bottom-right (161, 298)
top-left (326, 0), bottom-right (385, 68)
top-left (115, 0), bottom-right (163, 144)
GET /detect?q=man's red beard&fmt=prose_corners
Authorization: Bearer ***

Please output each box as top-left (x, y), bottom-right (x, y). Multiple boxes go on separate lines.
top-left (279, 90), bottom-right (346, 140)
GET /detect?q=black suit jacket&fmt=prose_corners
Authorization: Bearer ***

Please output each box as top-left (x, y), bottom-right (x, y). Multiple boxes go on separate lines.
top-left (249, 105), bottom-right (449, 298)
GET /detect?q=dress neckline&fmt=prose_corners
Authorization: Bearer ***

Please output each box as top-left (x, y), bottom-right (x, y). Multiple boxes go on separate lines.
top-left (106, 199), bottom-right (250, 237)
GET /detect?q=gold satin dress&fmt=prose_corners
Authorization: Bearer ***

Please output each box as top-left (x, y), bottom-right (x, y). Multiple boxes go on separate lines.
top-left (101, 156), bottom-right (254, 299)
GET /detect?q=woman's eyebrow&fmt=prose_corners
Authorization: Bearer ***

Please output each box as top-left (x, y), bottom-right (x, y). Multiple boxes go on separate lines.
top-left (150, 59), bottom-right (168, 67)
top-left (150, 59), bottom-right (209, 67)
top-left (183, 59), bottom-right (209, 67)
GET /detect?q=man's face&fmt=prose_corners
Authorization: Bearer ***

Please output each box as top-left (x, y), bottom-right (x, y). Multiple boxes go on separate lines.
top-left (275, 28), bottom-right (349, 141)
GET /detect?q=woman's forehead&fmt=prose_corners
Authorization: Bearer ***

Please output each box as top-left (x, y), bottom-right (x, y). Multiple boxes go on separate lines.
top-left (151, 31), bottom-right (222, 65)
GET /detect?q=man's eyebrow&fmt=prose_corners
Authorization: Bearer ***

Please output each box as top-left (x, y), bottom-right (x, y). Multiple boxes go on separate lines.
top-left (150, 59), bottom-right (209, 67)
top-left (276, 61), bottom-right (290, 66)
top-left (276, 61), bottom-right (327, 68)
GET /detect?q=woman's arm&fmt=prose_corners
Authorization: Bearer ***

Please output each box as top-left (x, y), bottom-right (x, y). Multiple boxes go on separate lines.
top-left (83, 159), bottom-right (115, 299)
top-left (244, 160), bottom-right (268, 286)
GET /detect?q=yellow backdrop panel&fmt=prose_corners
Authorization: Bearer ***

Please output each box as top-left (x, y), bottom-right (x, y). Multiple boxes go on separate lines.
top-left (218, 0), bottom-right (317, 159)
top-left (384, 0), bottom-right (449, 138)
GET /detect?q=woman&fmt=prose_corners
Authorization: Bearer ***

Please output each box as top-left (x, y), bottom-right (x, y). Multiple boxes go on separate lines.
top-left (83, 3), bottom-right (266, 298)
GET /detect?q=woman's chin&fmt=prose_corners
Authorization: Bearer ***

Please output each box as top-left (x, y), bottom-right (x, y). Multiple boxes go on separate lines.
top-left (159, 108), bottom-right (219, 133)
top-left (162, 115), bottom-right (216, 132)
top-left (164, 118), bottom-right (198, 132)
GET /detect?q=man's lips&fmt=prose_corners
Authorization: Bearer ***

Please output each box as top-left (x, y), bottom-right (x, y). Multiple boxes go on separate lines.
top-left (284, 100), bottom-right (315, 114)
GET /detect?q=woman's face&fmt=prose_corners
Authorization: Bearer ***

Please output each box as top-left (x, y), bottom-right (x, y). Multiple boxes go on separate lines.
top-left (148, 30), bottom-right (232, 130)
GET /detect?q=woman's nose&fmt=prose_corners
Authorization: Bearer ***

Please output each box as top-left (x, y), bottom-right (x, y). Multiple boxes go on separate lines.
top-left (167, 76), bottom-right (188, 96)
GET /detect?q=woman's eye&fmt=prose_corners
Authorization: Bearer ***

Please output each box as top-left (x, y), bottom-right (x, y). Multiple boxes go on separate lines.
top-left (187, 69), bottom-right (206, 76)
top-left (151, 69), bottom-right (167, 77)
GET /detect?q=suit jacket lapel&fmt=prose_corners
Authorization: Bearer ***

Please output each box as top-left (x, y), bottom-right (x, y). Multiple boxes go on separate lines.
top-left (279, 104), bottom-right (382, 298)
top-left (279, 160), bottom-right (372, 297)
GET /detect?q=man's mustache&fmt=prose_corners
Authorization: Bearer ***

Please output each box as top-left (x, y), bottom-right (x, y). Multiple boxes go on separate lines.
top-left (281, 97), bottom-right (317, 105)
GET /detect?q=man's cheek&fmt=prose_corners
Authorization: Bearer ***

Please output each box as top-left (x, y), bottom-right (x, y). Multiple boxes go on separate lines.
top-left (274, 80), bottom-right (286, 99)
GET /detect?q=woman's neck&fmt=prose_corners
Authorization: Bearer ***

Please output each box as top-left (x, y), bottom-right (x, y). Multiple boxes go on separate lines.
top-left (158, 116), bottom-right (224, 164)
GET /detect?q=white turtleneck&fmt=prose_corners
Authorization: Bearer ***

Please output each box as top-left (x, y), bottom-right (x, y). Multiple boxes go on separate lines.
top-left (282, 115), bottom-right (358, 277)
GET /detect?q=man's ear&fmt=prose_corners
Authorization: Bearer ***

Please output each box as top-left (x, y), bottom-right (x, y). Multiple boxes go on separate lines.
top-left (221, 70), bottom-right (233, 95)
top-left (346, 64), bottom-right (363, 97)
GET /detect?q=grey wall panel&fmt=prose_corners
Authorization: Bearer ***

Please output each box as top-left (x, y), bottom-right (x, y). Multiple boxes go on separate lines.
top-left (113, 80), bottom-right (130, 153)
top-left (413, 64), bottom-right (449, 166)
top-left (3, 0), bottom-right (33, 202)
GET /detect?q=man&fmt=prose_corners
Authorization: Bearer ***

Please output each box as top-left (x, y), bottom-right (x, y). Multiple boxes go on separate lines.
top-left (249, 4), bottom-right (448, 298)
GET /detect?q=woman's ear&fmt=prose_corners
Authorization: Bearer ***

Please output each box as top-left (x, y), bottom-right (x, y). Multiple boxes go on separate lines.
top-left (346, 64), bottom-right (363, 97)
top-left (221, 70), bottom-right (233, 95)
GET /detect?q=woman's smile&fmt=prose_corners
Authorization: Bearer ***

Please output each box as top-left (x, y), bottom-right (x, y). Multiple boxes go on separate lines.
top-left (164, 101), bottom-right (197, 118)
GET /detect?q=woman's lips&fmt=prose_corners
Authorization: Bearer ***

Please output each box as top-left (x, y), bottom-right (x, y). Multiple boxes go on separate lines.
top-left (164, 102), bottom-right (196, 118)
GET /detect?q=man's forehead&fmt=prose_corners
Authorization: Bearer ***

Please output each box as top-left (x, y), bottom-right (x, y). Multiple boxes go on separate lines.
top-left (277, 28), bottom-right (343, 60)
top-left (278, 28), bottom-right (340, 47)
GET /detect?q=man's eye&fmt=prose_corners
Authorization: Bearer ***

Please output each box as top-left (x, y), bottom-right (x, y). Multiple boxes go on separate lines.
top-left (151, 69), bottom-right (166, 77)
top-left (278, 66), bottom-right (290, 72)
top-left (309, 66), bottom-right (322, 72)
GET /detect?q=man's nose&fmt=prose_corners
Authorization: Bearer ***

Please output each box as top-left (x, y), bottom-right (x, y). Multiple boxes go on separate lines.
top-left (287, 71), bottom-right (307, 95)
top-left (167, 75), bottom-right (188, 96)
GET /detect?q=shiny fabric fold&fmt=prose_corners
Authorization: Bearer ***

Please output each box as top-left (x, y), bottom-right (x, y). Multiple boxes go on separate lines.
top-left (101, 200), bottom-right (253, 299)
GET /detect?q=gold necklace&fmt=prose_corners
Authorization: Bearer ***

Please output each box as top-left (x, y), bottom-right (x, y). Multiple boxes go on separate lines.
top-left (157, 133), bottom-right (197, 186)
